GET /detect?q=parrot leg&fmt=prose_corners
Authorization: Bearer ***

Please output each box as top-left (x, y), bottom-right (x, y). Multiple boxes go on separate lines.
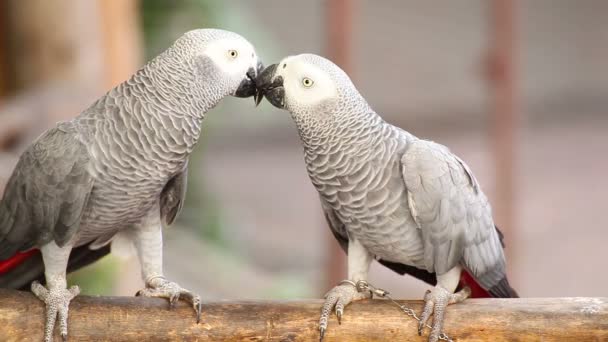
top-left (136, 276), bottom-right (202, 322)
top-left (31, 241), bottom-right (79, 342)
top-left (418, 266), bottom-right (471, 342)
top-left (318, 239), bottom-right (372, 341)
top-left (132, 211), bottom-right (202, 322)
top-left (319, 280), bottom-right (371, 341)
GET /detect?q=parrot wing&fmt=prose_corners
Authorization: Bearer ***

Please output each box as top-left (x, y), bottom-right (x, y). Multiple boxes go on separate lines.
top-left (0, 122), bottom-right (94, 259)
top-left (160, 167), bottom-right (188, 227)
top-left (400, 139), bottom-right (515, 296)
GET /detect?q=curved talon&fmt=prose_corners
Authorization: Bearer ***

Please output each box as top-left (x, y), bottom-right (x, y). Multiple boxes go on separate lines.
top-left (418, 285), bottom-right (470, 342)
top-left (137, 279), bottom-right (202, 322)
top-left (195, 300), bottom-right (202, 323)
top-left (418, 296), bottom-right (434, 335)
top-left (418, 320), bottom-right (428, 336)
top-left (424, 289), bottom-right (432, 299)
top-left (318, 281), bottom-right (372, 341)
top-left (169, 293), bottom-right (179, 309)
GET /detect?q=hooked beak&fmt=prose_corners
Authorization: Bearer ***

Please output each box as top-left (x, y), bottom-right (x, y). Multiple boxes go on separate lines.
top-left (254, 63), bottom-right (284, 108)
top-left (235, 60), bottom-right (265, 105)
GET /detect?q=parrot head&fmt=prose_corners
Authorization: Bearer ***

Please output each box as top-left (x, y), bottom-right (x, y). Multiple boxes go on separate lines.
top-left (254, 54), bottom-right (364, 116)
top-left (175, 29), bottom-right (264, 104)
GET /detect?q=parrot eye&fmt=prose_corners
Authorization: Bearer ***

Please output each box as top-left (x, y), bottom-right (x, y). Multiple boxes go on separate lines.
top-left (302, 77), bottom-right (314, 88)
top-left (227, 50), bottom-right (238, 59)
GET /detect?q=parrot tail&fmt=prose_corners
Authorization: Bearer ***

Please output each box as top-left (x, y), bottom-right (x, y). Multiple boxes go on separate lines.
top-left (459, 271), bottom-right (518, 298)
top-left (378, 258), bottom-right (519, 298)
top-left (488, 276), bottom-right (519, 298)
top-left (0, 244), bottom-right (110, 290)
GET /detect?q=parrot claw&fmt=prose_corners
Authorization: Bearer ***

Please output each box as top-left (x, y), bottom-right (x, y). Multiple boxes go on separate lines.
top-left (318, 280), bottom-right (372, 341)
top-left (195, 300), bottom-right (202, 324)
top-left (418, 285), bottom-right (470, 342)
top-left (169, 293), bottom-right (180, 309)
top-left (31, 280), bottom-right (80, 342)
top-left (137, 277), bottom-right (203, 323)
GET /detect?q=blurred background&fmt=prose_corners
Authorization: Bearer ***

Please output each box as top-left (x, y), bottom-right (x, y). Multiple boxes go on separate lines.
top-left (0, 0), bottom-right (606, 299)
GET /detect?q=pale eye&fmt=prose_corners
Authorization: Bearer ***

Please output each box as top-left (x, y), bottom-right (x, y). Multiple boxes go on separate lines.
top-left (227, 50), bottom-right (238, 59)
top-left (302, 77), bottom-right (314, 88)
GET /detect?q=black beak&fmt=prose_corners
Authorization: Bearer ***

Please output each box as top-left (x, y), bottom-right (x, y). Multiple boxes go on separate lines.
top-left (234, 61), bottom-right (265, 104)
top-left (254, 63), bottom-right (285, 108)
top-left (254, 61), bottom-right (264, 105)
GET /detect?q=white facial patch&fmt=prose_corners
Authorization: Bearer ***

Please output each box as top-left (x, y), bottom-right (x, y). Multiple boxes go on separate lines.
top-left (275, 55), bottom-right (338, 108)
top-left (204, 38), bottom-right (257, 77)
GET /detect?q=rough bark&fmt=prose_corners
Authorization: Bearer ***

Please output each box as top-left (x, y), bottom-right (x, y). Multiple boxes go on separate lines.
top-left (0, 289), bottom-right (606, 341)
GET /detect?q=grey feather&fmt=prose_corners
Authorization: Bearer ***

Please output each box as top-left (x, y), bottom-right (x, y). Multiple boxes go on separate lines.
top-left (0, 122), bottom-right (93, 259)
top-left (0, 29), bottom-right (260, 289)
top-left (401, 139), bottom-right (506, 288)
top-left (321, 198), bottom-right (350, 253)
top-left (269, 54), bottom-right (514, 295)
top-left (160, 168), bottom-right (188, 226)
top-left (322, 196), bottom-right (437, 286)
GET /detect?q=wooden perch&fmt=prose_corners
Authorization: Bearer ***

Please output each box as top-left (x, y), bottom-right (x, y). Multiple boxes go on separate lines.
top-left (0, 289), bottom-right (606, 341)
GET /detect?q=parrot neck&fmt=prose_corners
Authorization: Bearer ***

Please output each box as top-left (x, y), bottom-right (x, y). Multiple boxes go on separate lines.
top-left (143, 53), bottom-right (227, 120)
top-left (128, 67), bottom-right (210, 146)
top-left (295, 102), bottom-right (382, 148)
top-left (298, 108), bottom-right (387, 175)
top-left (81, 64), bottom-right (220, 170)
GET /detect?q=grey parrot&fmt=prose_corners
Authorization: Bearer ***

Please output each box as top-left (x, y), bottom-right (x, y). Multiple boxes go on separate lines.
top-left (0, 28), bottom-right (262, 342)
top-left (256, 54), bottom-right (518, 342)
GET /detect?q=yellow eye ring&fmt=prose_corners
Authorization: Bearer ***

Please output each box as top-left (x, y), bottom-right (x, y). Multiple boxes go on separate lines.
top-left (228, 50), bottom-right (238, 59)
top-left (302, 77), bottom-right (314, 88)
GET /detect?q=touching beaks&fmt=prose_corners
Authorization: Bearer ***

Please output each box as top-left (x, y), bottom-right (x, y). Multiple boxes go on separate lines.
top-left (254, 90), bottom-right (263, 107)
top-left (253, 60), bottom-right (265, 106)
top-left (254, 64), bottom-right (285, 109)
top-left (234, 61), bottom-right (263, 99)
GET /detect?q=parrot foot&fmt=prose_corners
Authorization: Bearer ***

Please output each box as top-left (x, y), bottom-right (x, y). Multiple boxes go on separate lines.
top-left (418, 285), bottom-right (471, 342)
top-left (136, 276), bottom-right (202, 323)
top-left (318, 280), bottom-right (372, 342)
top-left (31, 280), bottom-right (80, 342)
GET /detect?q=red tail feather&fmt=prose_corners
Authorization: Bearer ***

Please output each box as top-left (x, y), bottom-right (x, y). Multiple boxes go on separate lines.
top-left (459, 270), bottom-right (491, 298)
top-left (0, 250), bottom-right (38, 274)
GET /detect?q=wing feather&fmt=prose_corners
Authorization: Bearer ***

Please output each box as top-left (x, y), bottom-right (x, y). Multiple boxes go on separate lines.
top-left (401, 139), bottom-right (506, 289)
top-left (0, 122), bottom-right (94, 259)
top-left (160, 167), bottom-right (188, 226)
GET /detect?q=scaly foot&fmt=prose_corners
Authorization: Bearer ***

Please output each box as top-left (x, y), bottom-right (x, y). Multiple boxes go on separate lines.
top-left (136, 276), bottom-right (202, 323)
top-left (418, 285), bottom-right (471, 342)
top-left (319, 280), bottom-right (372, 341)
top-left (31, 281), bottom-right (80, 342)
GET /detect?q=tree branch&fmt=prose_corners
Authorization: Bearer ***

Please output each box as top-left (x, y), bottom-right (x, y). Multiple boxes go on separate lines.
top-left (0, 289), bottom-right (605, 341)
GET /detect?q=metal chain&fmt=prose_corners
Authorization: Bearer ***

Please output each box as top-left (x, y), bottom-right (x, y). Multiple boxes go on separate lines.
top-left (354, 280), bottom-right (453, 342)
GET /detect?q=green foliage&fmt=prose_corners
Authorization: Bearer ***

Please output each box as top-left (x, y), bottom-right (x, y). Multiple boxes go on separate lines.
top-left (67, 256), bottom-right (119, 295)
top-left (179, 141), bottom-right (227, 246)
top-left (140, 0), bottom-right (224, 59)
top-left (262, 277), bottom-right (313, 299)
